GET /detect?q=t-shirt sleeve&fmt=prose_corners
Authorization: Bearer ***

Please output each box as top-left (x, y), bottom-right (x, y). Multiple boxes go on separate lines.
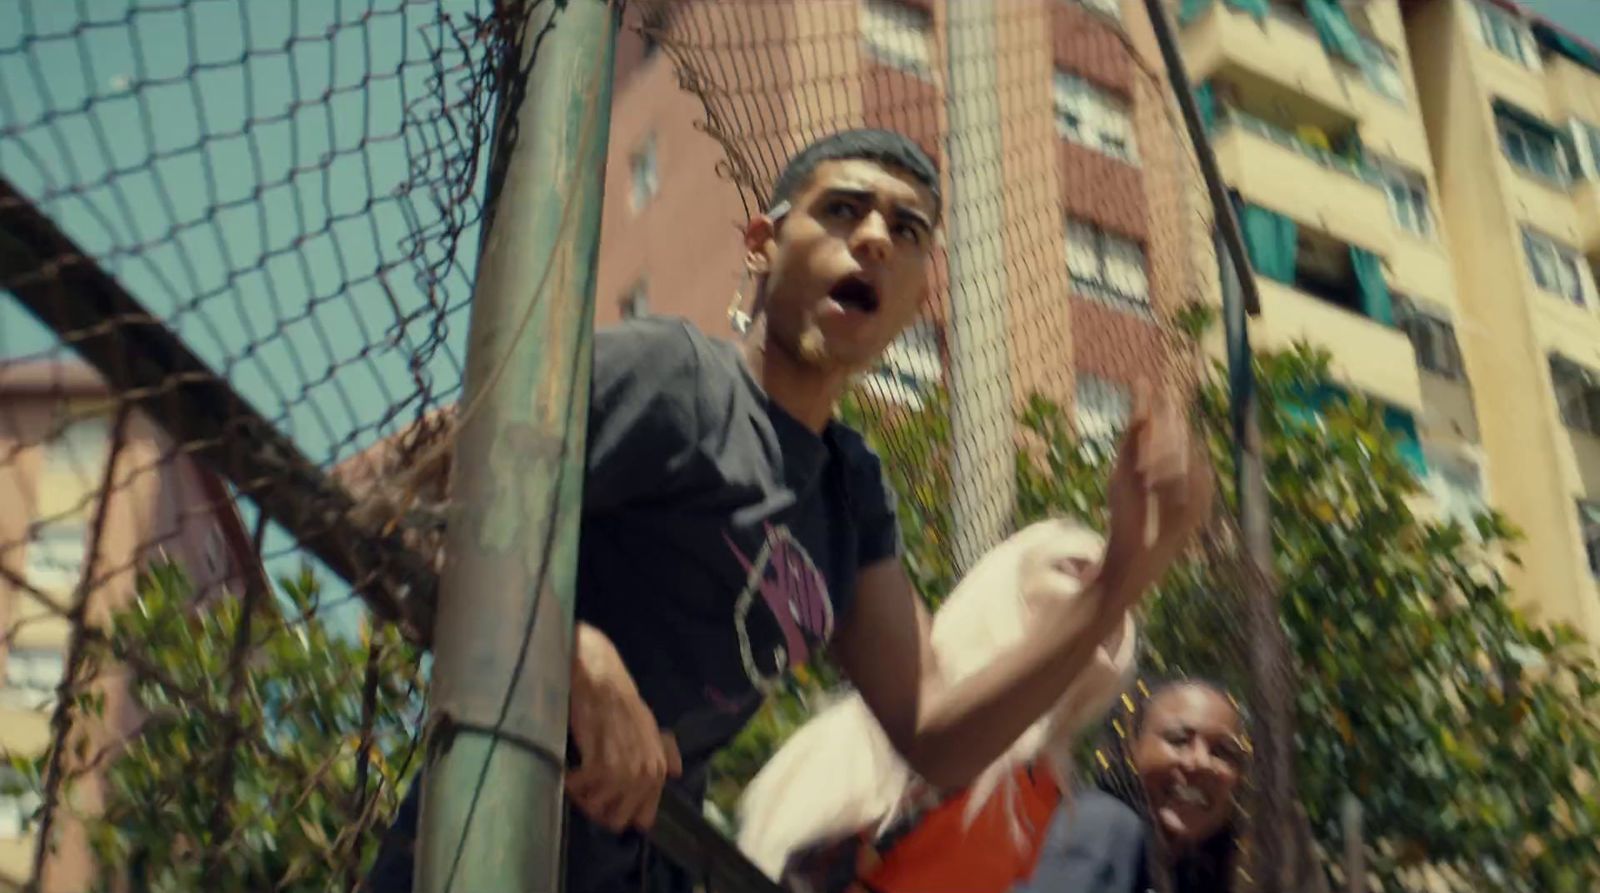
top-left (585, 319), bottom-right (702, 512)
top-left (846, 437), bottom-right (903, 568)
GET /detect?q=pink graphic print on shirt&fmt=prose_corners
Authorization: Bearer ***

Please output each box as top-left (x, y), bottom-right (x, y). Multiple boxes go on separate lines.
top-left (726, 523), bottom-right (834, 693)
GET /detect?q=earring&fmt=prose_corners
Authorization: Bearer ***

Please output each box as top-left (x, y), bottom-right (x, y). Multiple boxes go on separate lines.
top-left (728, 267), bottom-right (760, 337)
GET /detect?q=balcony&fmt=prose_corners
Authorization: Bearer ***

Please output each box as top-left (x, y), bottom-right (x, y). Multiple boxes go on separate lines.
top-left (1255, 278), bottom-right (1423, 413)
top-left (1210, 109), bottom-right (1392, 252)
top-left (1180, 0), bottom-right (1364, 129)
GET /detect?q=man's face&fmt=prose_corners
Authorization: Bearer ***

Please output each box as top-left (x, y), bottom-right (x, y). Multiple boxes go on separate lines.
top-left (745, 158), bottom-right (937, 373)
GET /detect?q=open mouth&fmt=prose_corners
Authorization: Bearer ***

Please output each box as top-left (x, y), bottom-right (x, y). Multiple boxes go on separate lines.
top-left (830, 274), bottom-right (880, 315)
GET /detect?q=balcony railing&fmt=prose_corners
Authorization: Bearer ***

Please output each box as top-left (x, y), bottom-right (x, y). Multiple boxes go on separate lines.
top-left (1215, 105), bottom-right (1382, 186)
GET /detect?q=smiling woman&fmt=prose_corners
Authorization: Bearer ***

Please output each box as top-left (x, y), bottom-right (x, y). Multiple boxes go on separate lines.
top-left (1015, 678), bottom-right (1247, 893)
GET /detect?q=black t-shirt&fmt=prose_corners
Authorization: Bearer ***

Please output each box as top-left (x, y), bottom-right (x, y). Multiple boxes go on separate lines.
top-left (367, 317), bottom-right (902, 892)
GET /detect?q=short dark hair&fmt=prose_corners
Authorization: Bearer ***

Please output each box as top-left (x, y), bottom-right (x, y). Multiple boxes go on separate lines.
top-left (769, 129), bottom-right (941, 221)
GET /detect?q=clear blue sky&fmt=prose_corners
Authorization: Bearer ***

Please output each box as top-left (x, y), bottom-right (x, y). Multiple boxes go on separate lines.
top-left (1522, 0), bottom-right (1600, 44)
top-left (1, 0), bottom-right (486, 621)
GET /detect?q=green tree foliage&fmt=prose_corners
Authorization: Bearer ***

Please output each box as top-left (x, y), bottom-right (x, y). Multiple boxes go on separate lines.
top-left (5, 563), bottom-right (425, 892)
top-left (712, 344), bottom-right (1600, 891)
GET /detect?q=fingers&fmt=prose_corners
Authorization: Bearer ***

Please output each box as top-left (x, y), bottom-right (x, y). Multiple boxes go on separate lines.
top-left (566, 742), bottom-right (672, 832)
top-left (563, 732), bottom-right (679, 834)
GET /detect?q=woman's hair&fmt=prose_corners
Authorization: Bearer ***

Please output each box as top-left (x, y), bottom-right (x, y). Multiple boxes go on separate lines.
top-left (1090, 676), bottom-right (1246, 893)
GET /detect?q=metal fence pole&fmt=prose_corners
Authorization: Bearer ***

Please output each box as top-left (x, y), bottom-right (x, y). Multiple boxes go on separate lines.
top-left (417, 1), bottom-right (618, 890)
top-left (945, 0), bottom-right (1015, 575)
top-left (1141, 1), bottom-right (1315, 889)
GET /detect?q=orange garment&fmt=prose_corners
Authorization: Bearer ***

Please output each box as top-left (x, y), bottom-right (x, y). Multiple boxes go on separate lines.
top-left (858, 766), bottom-right (1063, 893)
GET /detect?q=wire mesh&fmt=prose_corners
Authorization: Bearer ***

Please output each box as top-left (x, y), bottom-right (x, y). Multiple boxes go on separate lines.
top-left (11, 0), bottom-right (1564, 892)
top-left (633, 1), bottom-right (1298, 891)
top-left (0, 0), bottom-right (501, 888)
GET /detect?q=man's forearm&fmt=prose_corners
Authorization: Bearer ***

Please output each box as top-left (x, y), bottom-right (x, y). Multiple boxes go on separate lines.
top-left (898, 574), bottom-right (1135, 792)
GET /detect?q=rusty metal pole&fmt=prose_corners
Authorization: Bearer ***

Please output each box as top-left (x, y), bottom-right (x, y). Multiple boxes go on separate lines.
top-left (1141, 0), bottom-right (1312, 889)
top-left (416, 1), bottom-right (618, 891)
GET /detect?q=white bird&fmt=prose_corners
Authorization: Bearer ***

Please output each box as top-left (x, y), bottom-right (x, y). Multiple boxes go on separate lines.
top-left (735, 517), bottom-right (1138, 884)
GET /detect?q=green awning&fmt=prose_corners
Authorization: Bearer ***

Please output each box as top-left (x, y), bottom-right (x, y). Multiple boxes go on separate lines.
top-left (1533, 23), bottom-right (1600, 77)
top-left (1349, 246), bottom-right (1394, 326)
top-left (1287, 384), bottom-right (1428, 477)
top-left (1382, 407), bottom-right (1428, 479)
top-left (1178, 0), bottom-right (1211, 25)
top-left (1493, 97), bottom-right (1583, 178)
top-left (1235, 199), bottom-right (1299, 285)
top-left (1180, 0), bottom-right (1270, 25)
top-left (1493, 98), bottom-right (1564, 140)
top-left (1226, 0), bottom-right (1271, 19)
top-left (1195, 81), bottom-right (1217, 131)
top-left (1304, 0), bottom-right (1367, 68)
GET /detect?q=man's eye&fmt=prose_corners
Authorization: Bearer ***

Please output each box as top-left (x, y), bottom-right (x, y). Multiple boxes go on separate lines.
top-left (894, 223), bottom-right (925, 245)
top-left (826, 200), bottom-right (863, 220)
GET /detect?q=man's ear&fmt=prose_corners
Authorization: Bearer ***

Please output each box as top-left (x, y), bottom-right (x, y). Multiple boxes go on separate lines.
top-left (743, 214), bottom-right (776, 276)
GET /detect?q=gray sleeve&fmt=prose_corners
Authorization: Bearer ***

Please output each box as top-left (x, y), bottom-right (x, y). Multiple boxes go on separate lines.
top-left (585, 319), bottom-right (702, 512)
top-left (1012, 793), bottom-right (1149, 893)
top-left (834, 430), bottom-right (902, 568)
top-left (854, 447), bottom-right (902, 567)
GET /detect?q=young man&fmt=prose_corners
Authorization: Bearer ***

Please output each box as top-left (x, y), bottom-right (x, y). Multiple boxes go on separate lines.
top-left (366, 129), bottom-right (1212, 892)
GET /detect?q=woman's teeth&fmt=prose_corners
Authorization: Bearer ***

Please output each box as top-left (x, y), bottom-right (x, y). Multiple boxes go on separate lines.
top-left (1171, 783), bottom-right (1211, 807)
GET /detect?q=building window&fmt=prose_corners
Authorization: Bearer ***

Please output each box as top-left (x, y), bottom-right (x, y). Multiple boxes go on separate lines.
top-left (1497, 110), bottom-right (1572, 185)
top-left (864, 318), bottom-right (942, 410)
top-left (1551, 355), bottom-right (1600, 437)
top-left (860, 0), bottom-right (934, 77)
top-left (1362, 38), bottom-right (1407, 103)
top-left (1473, 1), bottom-right (1534, 67)
top-left (23, 520), bottom-right (87, 595)
top-left (1396, 297), bottom-right (1464, 380)
top-left (1375, 159), bottom-right (1432, 238)
top-left (1066, 220), bottom-right (1150, 314)
top-left (1075, 374), bottom-right (1131, 453)
top-left (43, 412), bottom-right (110, 490)
top-left (1522, 228), bottom-right (1589, 307)
top-left (0, 767), bottom-right (41, 840)
top-left (1426, 452), bottom-right (1487, 536)
top-left (1580, 500), bottom-right (1600, 577)
top-left (0, 647), bottom-right (66, 712)
top-left (1053, 72), bottom-right (1139, 164)
top-left (629, 136), bottom-right (659, 212)
top-left (620, 281), bottom-right (649, 319)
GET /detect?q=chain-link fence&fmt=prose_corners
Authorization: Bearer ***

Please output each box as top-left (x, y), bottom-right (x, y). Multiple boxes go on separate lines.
top-left (1, 1), bottom-right (496, 888)
top-left (0, 0), bottom-right (1269, 889)
top-left (637, 3), bottom-right (1301, 891)
top-left (6, 0), bottom-right (1539, 891)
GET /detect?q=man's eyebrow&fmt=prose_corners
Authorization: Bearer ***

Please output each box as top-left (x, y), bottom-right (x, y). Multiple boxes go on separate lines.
top-left (819, 187), bottom-right (935, 230)
top-left (894, 206), bottom-right (934, 232)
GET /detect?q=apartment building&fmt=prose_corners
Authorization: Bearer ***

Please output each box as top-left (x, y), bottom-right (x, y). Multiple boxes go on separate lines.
top-left (1174, 0), bottom-right (1600, 639)
top-left (595, 0), bottom-right (1199, 449)
top-left (1405, 0), bottom-right (1600, 638)
top-left (0, 360), bottom-right (259, 892)
top-left (1177, 0), bottom-right (1488, 539)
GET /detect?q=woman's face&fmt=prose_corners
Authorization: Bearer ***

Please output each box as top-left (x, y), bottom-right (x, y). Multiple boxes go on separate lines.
top-left (1131, 684), bottom-right (1245, 849)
